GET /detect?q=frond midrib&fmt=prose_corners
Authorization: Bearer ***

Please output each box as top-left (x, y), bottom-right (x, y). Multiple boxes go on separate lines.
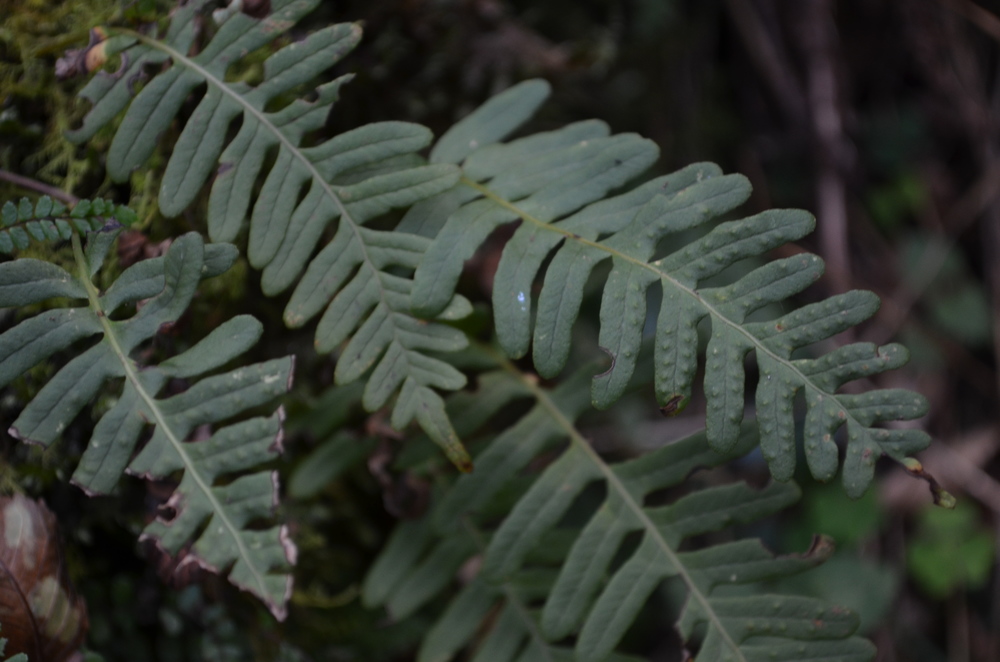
top-left (70, 233), bottom-right (270, 597)
top-left (122, 28), bottom-right (419, 354)
top-left (460, 517), bottom-right (556, 662)
top-left (463, 175), bottom-right (878, 460)
top-left (487, 346), bottom-right (747, 662)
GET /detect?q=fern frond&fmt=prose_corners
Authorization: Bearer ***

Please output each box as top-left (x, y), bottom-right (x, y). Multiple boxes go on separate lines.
top-left (66, 0), bottom-right (471, 468)
top-left (0, 196), bottom-right (136, 253)
top-left (411, 80), bottom-right (929, 496)
top-left (0, 231), bottom-right (295, 619)
top-left (363, 351), bottom-right (874, 662)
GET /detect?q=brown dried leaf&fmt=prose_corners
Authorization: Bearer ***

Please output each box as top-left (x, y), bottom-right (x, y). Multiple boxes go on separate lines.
top-left (55, 28), bottom-right (109, 80)
top-left (0, 495), bottom-right (88, 662)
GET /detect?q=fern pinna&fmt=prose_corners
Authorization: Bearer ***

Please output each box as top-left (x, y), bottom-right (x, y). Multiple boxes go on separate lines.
top-left (363, 350), bottom-right (876, 662)
top-left (412, 80), bottom-right (931, 498)
top-left (0, 228), bottom-right (294, 619)
top-left (0, 196), bottom-right (137, 253)
top-left (66, 0), bottom-right (474, 470)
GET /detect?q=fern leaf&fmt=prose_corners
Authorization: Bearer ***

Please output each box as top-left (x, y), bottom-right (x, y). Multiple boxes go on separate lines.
top-left (412, 81), bottom-right (929, 496)
top-left (0, 231), bottom-right (295, 619)
top-left (0, 196), bottom-right (136, 253)
top-left (364, 352), bottom-right (874, 661)
top-left (67, 0), bottom-right (473, 468)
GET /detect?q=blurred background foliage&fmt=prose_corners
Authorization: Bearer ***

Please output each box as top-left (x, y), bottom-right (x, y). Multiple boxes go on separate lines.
top-left (2, 0), bottom-right (1000, 660)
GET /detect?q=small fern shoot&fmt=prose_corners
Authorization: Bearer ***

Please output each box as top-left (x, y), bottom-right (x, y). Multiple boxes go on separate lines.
top-left (0, 196), bottom-right (136, 253)
top-left (0, 228), bottom-right (295, 619)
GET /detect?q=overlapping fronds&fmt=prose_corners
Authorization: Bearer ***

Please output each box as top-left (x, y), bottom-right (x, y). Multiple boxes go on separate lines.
top-left (0, 196), bottom-right (136, 253)
top-left (0, 230), bottom-right (295, 619)
top-left (363, 353), bottom-right (875, 662)
top-left (66, 0), bottom-right (472, 468)
top-left (411, 80), bottom-right (929, 496)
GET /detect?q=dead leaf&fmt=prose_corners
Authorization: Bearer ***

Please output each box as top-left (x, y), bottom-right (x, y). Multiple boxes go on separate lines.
top-left (0, 495), bottom-right (88, 662)
top-left (55, 28), bottom-right (109, 80)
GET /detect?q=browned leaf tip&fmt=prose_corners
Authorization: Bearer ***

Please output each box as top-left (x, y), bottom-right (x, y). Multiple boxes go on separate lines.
top-left (800, 533), bottom-right (836, 561)
top-left (659, 394), bottom-right (686, 417)
top-left (55, 28), bottom-right (109, 80)
top-left (0, 495), bottom-right (88, 662)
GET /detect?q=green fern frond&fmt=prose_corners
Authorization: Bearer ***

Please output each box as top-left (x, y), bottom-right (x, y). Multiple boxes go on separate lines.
top-left (411, 80), bottom-right (929, 496)
top-left (65, 0), bottom-right (472, 469)
top-left (0, 196), bottom-right (136, 253)
top-left (0, 230), bottom-right (295, 619)
top-left (363, 352), bottom-right (874, 662)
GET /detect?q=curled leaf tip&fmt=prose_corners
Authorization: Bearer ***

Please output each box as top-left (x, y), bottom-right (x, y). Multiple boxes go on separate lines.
top-left (802, 533), bottom-right (836, 561)
top-left (594, 346), bottom-right (616, 378)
